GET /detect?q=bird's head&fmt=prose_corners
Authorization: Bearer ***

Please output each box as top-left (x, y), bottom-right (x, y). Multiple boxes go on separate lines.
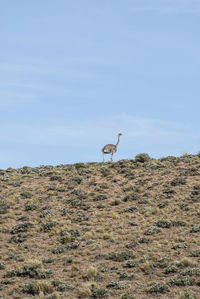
top-left (118, 133), bottom-right (122, 136)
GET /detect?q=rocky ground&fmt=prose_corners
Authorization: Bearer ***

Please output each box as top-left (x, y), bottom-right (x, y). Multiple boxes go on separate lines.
top-left (0, 153), bottom-right (200, 299)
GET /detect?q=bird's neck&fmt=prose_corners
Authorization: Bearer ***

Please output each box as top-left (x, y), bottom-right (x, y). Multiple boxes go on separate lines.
top-left (116, 135), bottom-right (120, 147)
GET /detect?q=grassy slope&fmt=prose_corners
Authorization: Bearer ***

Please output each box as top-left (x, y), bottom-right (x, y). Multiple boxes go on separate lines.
top-left (0, 154), bottom-right (200, 299)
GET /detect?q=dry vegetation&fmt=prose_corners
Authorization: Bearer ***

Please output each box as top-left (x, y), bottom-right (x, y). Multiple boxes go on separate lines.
top-left (1, 153), bottom-right (200, 298)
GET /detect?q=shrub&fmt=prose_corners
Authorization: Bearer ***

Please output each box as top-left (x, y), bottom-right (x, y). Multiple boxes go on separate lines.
top-left (144, 226), bottom-right (161, 235)
top-left (108, 250), bottom-right (134, 262)
top-left (106, 280), bottom-right (127, 289)
top-left (51, 280), bottom-right (72, 292)
top-left (22, 280), bottom-right (53, 295)
top-left (190, 224), bottom-right (200, 233)
top-left (146, 283), bottom-right (170, 294)
top-left (190, 250), bottom-right (200, 257)
top-left (41, 221), bottom-right (58, 232)
top-left (164, 265), bottom-right (178, 274)
top-left (178, 289), bottom-right (197, 299)
top-left (91, 286), bottom-right (109, 298)
top-left (169, 275), bottom-right (196, 286)
top-left (121, 294), bottom-right (136, 299)
top-left (175, 258), bottom-right (197, 268)
top-left (4, 260), bottom-right (52, 279)
top-left (0, 200), bottom-right (10, 214)
top-left (74, 163), bottom-right (86, 169)
top-left (11, 222), bottom-right (33, 234)
top-left (155, 219), bottom-right (186, 228)
top-left (123, 192), bottom-right (140, 202)
top-left (135, 153), bottom-right (151, 163)
top-left (20, 190), bottom-right (33, 199)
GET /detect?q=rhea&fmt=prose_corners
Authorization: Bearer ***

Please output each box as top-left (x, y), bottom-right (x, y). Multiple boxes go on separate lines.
top-left (102, 133), bottom-right (122, 162)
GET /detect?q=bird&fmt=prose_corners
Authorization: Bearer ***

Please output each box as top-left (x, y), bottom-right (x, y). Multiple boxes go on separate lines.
top-left (102, 133), bottom-right (122, 162)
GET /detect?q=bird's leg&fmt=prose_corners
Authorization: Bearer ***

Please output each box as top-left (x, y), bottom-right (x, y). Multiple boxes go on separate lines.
top-left (102, 152), bottom-right (105, 163)
top-left (110, 153), bottom-right (113, 162)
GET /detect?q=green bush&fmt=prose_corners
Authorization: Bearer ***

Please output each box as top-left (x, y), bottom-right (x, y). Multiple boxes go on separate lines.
top-left (135, 153), bottom-right (151, 163)
top-left (146, 283), bottom-right (170, 294)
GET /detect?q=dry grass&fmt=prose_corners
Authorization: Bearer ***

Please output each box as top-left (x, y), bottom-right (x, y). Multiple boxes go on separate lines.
top-left (0, 155), bottom-right (200, 298)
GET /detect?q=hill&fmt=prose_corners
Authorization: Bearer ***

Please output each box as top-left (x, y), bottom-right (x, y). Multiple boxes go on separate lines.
top-left (1, 154), bottom-right (200, 299)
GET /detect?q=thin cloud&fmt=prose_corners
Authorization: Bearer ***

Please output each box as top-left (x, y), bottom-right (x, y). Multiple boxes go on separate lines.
top-left (0, 63), bottom-right (57, 75)
top-left (0, 90), bottom-right (36, 105)
top-left (114, 114), bottom-right (183, 139)
top-left (0, 115), bottom-right (187, 147)
top-left (0, 115), bottom-right (198, 168)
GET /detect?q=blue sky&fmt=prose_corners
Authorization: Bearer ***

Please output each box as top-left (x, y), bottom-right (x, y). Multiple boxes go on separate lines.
top-left (1, 0), bottom-right (200, 168)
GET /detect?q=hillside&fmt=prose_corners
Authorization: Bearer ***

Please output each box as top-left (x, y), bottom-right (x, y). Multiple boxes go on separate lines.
top-left (1, 154), bottom-right (200, 299)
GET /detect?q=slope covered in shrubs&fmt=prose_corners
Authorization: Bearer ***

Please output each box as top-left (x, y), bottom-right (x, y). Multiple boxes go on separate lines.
top-left (0, 154), bottom-right (200, 298)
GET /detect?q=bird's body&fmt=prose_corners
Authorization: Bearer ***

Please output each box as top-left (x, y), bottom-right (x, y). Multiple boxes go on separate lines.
top-left (102, 133), bottom-right (122, 162)
top-left (102, 144), bottom-right (117, 153)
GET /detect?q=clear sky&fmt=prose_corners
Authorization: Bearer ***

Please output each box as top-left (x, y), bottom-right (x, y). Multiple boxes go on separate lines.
top-left (1, 0), bottom-right (200, 169)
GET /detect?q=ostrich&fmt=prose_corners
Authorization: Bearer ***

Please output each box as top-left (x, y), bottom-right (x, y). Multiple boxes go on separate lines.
top-left (102, 133), bottom-right (122, 162)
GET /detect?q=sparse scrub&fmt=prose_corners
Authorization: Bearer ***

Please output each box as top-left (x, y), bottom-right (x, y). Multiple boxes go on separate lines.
top-left (2, 155), bottom-right (200, 298)
top-left (4, 259), bottom-right (52, 279)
